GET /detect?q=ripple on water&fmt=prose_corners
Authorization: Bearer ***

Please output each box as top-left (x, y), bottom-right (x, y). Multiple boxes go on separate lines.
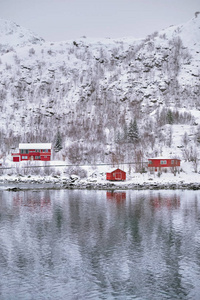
top-left (0, 189), bottom-right (200, 299)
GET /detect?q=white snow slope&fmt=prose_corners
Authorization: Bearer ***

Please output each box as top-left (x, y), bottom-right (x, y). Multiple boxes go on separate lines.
top-left (0, 14), bottom-right (200, 186)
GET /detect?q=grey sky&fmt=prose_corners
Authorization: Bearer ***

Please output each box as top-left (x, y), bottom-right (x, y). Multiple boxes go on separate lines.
top-left (1, 0), bottom-right (199, 41)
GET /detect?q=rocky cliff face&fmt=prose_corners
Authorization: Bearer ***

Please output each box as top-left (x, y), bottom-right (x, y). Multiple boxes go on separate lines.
top-left (0, 14), bottom-right (200, 165)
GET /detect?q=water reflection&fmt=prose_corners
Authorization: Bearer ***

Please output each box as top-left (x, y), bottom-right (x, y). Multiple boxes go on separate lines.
top-left (0, 189), bottom-right (200, 299)
top-left (106, 191), bottom-right (126, 202)
top-left (150, 193), bottom-right (180, 209)
top-left (13, 191), bottom-right (51, 210)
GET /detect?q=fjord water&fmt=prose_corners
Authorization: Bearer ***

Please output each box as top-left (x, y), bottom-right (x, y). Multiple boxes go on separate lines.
top-left (0, 189), bottom-right (200, 300)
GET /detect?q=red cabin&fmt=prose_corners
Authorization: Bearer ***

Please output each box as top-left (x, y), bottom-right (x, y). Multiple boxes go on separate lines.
top-left (148, 158), bottom-right (181, 172)
top-left (12, 143), bottom-right (52, 162)
top-left (106, 168), bottom-right (126, 181)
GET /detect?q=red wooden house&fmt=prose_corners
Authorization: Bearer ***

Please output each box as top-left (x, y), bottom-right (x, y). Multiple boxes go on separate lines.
top-left (12, 143), bottom-right (52, 162)
top-left (148, 158), bottom-right (181, 172)
top-left (106, 168), bottom-right (126, 181)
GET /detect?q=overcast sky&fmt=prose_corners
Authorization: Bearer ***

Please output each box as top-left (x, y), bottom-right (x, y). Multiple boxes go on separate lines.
top-left (1, 0), bottom-right (199, 41)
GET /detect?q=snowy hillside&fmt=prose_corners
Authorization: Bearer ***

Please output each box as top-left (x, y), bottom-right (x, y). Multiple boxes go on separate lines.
top-left (0, 19), bottom-right (44, 49)
top-left (0, 14), bottom-right (200, 174)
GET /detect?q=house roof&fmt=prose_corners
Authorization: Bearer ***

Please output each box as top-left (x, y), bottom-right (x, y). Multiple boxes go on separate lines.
top-left (149, 157), bottom-right (180, 160)
top-left (107, 168), bottom-right (126, 174)
top-left (19, 143), bottom-right (52, 149)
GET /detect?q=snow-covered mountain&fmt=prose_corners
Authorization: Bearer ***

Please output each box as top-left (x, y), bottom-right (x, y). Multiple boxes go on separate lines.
top-left (0, 18), bottom-right (44, 49)
top-left (0, 14), bottom-right (200, 170)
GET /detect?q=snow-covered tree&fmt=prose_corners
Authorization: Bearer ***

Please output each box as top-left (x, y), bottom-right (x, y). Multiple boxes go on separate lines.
top-left (166, 109), bottom-right (173, 125)
top-left (54, 131), bottom-right (62, 153)
top-left (128, 119), bottom-right (139, 144)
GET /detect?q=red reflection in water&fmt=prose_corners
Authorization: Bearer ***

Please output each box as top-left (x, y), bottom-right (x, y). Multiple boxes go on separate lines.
top-left (106, 191), bottom-right (126, 202)
top-left (13, 194), bottom-right (51, 210)
top-left (150, 195), bottom-right (180, 209)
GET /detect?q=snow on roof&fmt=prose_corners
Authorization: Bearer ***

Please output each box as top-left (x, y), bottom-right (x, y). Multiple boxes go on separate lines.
top-left (106, 168), bottom-right (126, 173)
top-left (19, 143), bottom-right (52, 149)
top-left (149, 157), bottom-right (180, 160)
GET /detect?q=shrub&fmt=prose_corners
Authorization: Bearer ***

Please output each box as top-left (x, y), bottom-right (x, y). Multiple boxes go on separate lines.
top-left (66, 166), bottom-right (87, 178)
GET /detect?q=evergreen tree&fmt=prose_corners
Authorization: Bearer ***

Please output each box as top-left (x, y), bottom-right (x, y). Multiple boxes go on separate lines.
top-left (54, 131), bottom-right (63, 152)
top-left (123, 122), bottom-right (128, 142)
top-left (167, 109), bottom-right (173, 124)
top-left (128, 119), bottom-right (139, 143)
top-left (115, 130), bottom-right (122, 144)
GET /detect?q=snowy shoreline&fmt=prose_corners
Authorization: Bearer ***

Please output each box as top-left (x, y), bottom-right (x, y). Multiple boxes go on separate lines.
top-left (1, 176), bottom-right (200, 191)
top-left (1, 160), bottom-right (200, 191)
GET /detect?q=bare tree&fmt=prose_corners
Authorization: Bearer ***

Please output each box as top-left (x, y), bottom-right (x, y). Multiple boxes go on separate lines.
top-left (191, 147), bottom-right (199, 173)
top-left (182, 132), bottom-right (189, 146)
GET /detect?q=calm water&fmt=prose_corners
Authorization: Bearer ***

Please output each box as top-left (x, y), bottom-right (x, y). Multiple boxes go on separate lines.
top-left (0, 189), bottom-right (200, 300)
